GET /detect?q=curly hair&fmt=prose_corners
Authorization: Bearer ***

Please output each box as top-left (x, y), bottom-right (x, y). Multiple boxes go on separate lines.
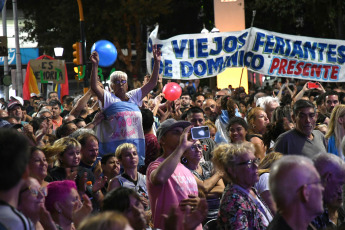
top-left (212, 142), bottom-right (255, 181)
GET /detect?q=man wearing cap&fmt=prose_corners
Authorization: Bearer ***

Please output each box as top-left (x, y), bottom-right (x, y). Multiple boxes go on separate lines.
top-left (146, 119), bottom-right (202, 230)
top-left (7, 99), bottom-right (26, 125)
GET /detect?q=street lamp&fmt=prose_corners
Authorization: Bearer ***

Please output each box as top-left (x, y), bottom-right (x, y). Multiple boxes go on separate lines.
top-left (201, 24), bottom-right (209, 34)
top-left (54, 47), bottom-right (64, 57)
top-left (211, 27), bottom-right (220, 33)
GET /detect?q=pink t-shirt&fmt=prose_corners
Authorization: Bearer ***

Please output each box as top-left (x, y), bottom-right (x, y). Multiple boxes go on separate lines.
top-left (146, 157), bottom-right (202, 230)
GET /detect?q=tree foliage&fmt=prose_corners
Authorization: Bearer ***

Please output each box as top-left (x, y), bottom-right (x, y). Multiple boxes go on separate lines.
top-left (18, 0), bottom-right (172, 76)
top-left (244, 0), bottom-right (345, 39)
top-left (17, 0), bottom-right (214, 77)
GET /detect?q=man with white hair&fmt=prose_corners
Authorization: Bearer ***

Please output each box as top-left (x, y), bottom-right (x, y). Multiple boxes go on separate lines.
top-left (268, 155), bottom-right (324, 229)
top-left (256, 96), bottom-right (280, 122)
top-left (311, 153), bottom-right (345, 229)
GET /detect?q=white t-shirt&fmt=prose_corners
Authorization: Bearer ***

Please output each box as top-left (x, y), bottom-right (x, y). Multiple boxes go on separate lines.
top-left (255, 172), bottom-right (270, 195)
top-left (103, 88), bottom-right (142, 109)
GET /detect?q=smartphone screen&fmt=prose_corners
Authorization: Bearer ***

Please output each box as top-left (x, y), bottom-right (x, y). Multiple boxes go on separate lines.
top-left (191, 126), bottom-right (210, 140)
top-left (307, 82), bottom-right (319, 89)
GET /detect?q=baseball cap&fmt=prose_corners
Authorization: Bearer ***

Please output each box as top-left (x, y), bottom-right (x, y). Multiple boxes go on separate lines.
top-left (7, 100), bottom-right (22, 111)
top-left (156, 118), bottom-right (191, 141)
top-left (10, 96), bottom-right (24, 106)
top-left (30, 93), bottom-right (38, 98)
top-left (37, 108), bottom-right (52, 118)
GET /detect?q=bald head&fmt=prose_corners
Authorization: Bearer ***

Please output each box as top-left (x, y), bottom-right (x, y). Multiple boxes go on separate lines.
top-left (269, 155), bottom-right (322, 211)
top-left (313, 153), bottom-right (345, 209)
top-left (313, 153), bottom-right (345, 178)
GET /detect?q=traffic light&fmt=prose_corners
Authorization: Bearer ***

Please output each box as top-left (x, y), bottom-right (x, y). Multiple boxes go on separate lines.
top-left (74, 66), bottom-right (85, 81)
top-left (72, 42), bottom-right (83, 65)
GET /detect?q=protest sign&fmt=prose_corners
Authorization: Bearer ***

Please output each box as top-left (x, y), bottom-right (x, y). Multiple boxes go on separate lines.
top-left (147, 27), bottom-right (345, 82)
top-left (30, 59), bottom-right (66, 84)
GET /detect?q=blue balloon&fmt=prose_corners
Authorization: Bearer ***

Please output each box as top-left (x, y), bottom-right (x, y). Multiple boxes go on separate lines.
top-left (91, 40), bottom-right (117, 67)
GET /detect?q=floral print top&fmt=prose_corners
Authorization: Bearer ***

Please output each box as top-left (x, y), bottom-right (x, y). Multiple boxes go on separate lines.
top-left (217, 184), bottom-right (268, 230)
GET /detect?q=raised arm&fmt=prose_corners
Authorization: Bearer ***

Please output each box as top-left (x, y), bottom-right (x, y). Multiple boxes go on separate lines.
top-left (69, 89), bottom-right (93, 118)
top-left (90, 51), bottom-right (105, 105)
top-left (150, 126), bottom-right (194, 185)
top-left (141, 45), bottom-right (161, 100)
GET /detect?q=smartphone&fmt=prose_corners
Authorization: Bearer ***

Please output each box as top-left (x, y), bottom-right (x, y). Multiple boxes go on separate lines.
top-left (307, 82), bottom-right (319, 89)
top-left (191, 126), bottom-right (210, 140)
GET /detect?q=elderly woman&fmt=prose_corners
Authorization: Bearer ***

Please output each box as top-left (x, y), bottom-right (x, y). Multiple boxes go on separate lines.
top-left (213, 142), bottom-right (273, 229)
top-left (107, 143), bottom-right (149, 210)
top-left (90, 45), bottom-right (161, 167)
top-left (227, 117), bottom-right (249, 144)
top-left (28, 146), bottom-right (49, 187)
top-left (247, 107), bottom-right (269, 160)
top-left (18, 177), bottom-right (55, 230)
top-left (181, 139), bottom-right (224, 223)
top-left (45, 180), bottom-right (92, 230)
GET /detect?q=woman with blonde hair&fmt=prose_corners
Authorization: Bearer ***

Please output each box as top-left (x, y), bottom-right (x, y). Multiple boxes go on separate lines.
top-left (45, 137), bottom-right (83, 181)
top-left (246, 107), bottom-right (269, 160)
top-left (107, 143), bottom-right (149, 209)
top-left (255, 152), bottom-right (283, 214)
top-left (325, 104), bottom-right (345, 160)
top-left (213, 142), bottom-right (272, 229)
top-left (45, 137), bottom-right (104, 203)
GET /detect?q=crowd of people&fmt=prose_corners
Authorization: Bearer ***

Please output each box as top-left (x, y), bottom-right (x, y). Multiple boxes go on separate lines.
top-left (1, 48), bottom-right (345, 230)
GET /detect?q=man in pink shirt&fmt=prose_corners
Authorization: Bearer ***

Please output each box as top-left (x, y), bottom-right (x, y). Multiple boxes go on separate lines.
top-left (146, 119), bottom-right (202, 230)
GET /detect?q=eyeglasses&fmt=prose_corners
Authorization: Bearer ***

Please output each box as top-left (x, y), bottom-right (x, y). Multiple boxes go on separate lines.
top-left (191, 144), bottom-right (203, 151)
top-left (236, 158), bottom-right (260, 169)
top-left (114, 80), bottom-right (127, 85)
top-left (41, 116), bottom-right (52, 120)
top-left (20, 186), bottom-right (48, 197)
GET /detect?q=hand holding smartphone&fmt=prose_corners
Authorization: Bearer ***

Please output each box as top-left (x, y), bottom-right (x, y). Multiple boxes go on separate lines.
top-left (307, 82), bottom-right (319, 89)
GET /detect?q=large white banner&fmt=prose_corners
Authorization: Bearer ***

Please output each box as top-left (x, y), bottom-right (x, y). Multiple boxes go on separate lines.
top-left (146, 26), bottom-right (345, 82)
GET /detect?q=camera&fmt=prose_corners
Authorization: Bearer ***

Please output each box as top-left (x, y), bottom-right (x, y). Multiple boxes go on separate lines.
top-left (191, 126), bottom-right (210, 140)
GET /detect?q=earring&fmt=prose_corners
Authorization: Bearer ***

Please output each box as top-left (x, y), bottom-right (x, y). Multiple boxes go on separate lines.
top-left (58, 209), bottom-right (62, 214)
top-left (181, 157), bottom-right (188, 164)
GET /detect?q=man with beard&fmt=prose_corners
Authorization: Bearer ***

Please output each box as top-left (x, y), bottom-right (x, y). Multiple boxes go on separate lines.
top-left (202, 99), bottom-right (218, 123)
top-left (180, 92), bottom-right (192, 113)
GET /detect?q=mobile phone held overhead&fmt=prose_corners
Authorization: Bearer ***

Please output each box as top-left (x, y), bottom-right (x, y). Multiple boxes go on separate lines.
top-left (191, 126), bottom-right (210, 140)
